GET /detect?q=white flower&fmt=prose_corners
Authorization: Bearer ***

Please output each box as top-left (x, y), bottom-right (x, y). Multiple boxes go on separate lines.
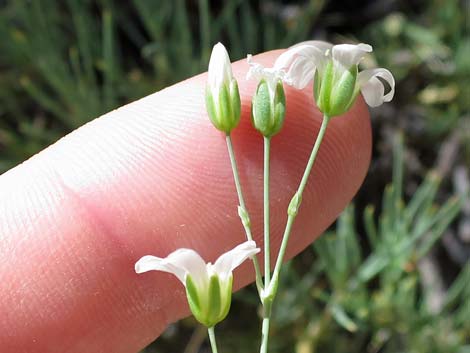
top-left (205, 42), bottom-right (241, 133)
top-left (246, 55), bottom-right (286, 137)
top-left (135, 240), bottom-right (260, 327)
top-left (274, 41), bottom-right (395, 115)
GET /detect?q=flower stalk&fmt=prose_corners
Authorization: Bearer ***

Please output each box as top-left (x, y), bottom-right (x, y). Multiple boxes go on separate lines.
top-left (263, 136), bottom-right (271, 289)
top-left (267, 114), bottom-right (331, 298)
top-left (259, 136), bottom-right (272, 353)
top-left (205, 42), bottom-right (264, 295)
top-left (260, 299), bottom-right (272, 353)
top-left (208, 327), bottom-right (219, 353)
top-left (225, 134), bottom-right (264, 294)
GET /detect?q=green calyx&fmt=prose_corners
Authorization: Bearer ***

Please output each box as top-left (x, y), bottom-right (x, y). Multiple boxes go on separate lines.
top-left (185, 273), bottom-right (233, 328)
top-left (314, 61), bottom-right (359, 117)
top-left (205, 79), bottom-right (241, 133)
top-left (251, 79), bottom-right (286, 138)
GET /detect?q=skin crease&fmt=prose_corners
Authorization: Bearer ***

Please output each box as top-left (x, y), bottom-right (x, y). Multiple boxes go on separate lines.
top-left (0, 50), bottom-right (371, 353)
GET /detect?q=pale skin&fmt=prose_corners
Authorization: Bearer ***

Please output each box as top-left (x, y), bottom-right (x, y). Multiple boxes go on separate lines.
top-left (0, 50), bottom-right (371, 353)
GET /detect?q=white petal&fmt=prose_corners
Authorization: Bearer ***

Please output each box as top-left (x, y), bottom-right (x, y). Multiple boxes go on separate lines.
top-left (358, 68), bottom-right (395, 107)
top-left (332, 43), bottom-right (372, 68)
top-left (213, 241), bottom-right (260, 279)
top-left (246, 55), bottom-right (283, 96)
top-left (246, 54), bottom-right (266, 81)
top-left (284, 56), bottom-right (316, 89)
top-left (274, 43), bottom-right (328, 70)
top-left (289, 40), bottom-right (333, 53)
top-left (136, 255), bottom-right (167, 273)
top-left (135, 248), bottom-right (208, 287)
top-left (135, 255), bottom-right (186, 282)
top-left (208, 42), bottom-right (233, 92)
top-left (274, 43), bottom-right (328, 89)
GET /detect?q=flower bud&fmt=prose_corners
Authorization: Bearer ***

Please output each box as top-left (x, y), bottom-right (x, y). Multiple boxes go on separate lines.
top-left (251, 79), bottom-right (286, 138)
top-left (205, 43), bottom-right (241, 133)
top-left (185, 272), bottom-right (233, 328)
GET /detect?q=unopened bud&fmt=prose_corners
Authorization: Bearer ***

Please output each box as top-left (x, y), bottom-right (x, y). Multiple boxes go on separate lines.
top-left (206, 43), bottom-right (241, 133)
top-left (251, 79), bottom-right (286, 138)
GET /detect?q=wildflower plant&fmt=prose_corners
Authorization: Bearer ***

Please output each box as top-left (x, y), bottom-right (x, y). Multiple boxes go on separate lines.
top-left (135, 41), bottom-right (396, 352)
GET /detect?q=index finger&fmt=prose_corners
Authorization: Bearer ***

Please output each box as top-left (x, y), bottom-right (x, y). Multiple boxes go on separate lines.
top-left (0, 50), bottom-right (371, 353)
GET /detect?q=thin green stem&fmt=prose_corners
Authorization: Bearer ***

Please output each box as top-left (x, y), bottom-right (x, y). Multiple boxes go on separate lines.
top-left (263, 137), bottom-right (271, 288)
top-left (259, 137), bottom-right (272, 353)
top-left (208, 326), bottom-right (218, 353)
top-left (259, 302), bottom-right (271, 353)
top-left (269, 115), bottom-right (331, 295)
top-left (225, 135), bottom-right (264, 294)
top-left (258, 116), bottom-right (330, 353)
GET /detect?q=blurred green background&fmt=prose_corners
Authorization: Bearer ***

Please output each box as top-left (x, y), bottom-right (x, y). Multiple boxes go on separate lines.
top-left (0, 0), bottom-right (468, 352)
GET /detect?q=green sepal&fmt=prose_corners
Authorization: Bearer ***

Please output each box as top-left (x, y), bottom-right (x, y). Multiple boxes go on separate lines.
top-left (271, 80), bottom-right (286, 137)
top-left (329, 66), bottom-right (358, 116)
top-left (218, 84), bottom-right (231, 132)
top-left (251, 79), bottom-right (272, 135)
top-left (343, 84), bottom-right (362, 113)
top-left (185, 275), bottom-right (202, 322)
top-left (251, 79), bottom-right (285, 138)
top-left (317, 60), bottom-right (334, 115)
top-left (207, 275), bottom-right (222, 327)
top-left (205, 88), bottom-right (219, 129)
top-left (218, 274), bottom-right (233, 323)
top-left (186, 274), bottom-right (233, 328)
top-left (229, 79), bottom-right (241, 128)
top-left (272, 101), bottom-right (285, 137)
top-left (205, 80), bottom-right (241, 134)
top-left (313, 70), bottom-right (321, 103)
